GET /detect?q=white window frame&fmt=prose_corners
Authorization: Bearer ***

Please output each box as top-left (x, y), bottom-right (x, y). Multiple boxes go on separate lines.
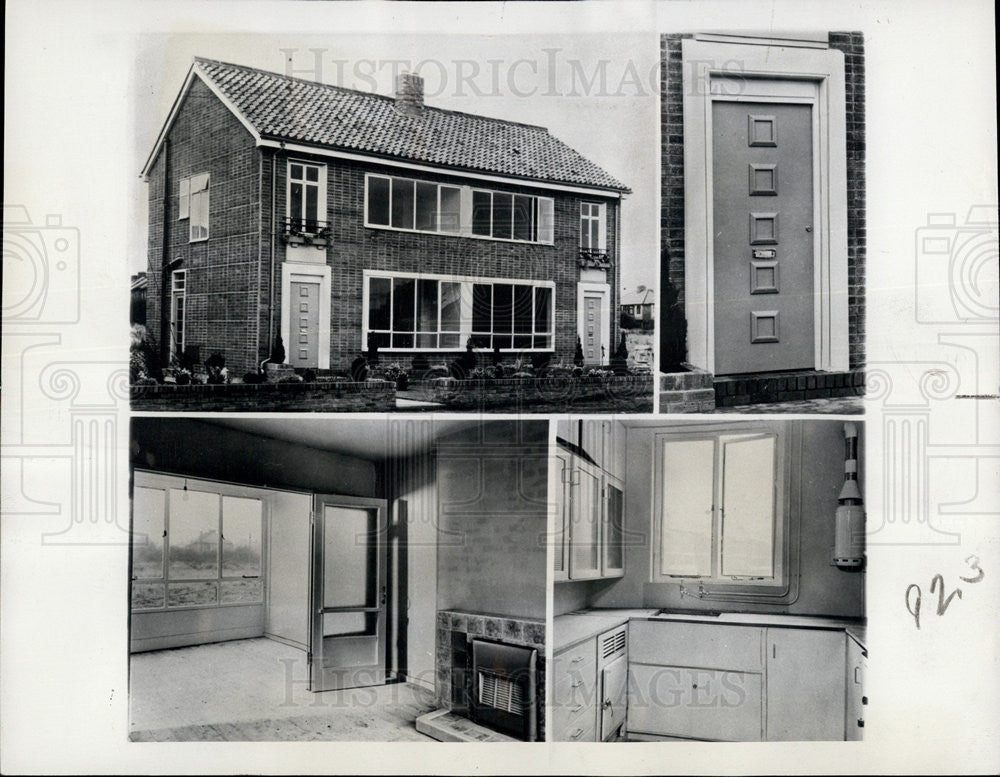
top-left (286, 160), bottom-right (328, 235)
top-left (651, 422), bottom-right (789, 592)
top-left (130, 471), bottom-right (268, 613)
top-left (579, 201), bottom-right (607, 251)
top-left (363, 173), bottom-right (554, 246)
top-left (169, 269), bottom-right (186, 359)
top-left (362, 269), bottom-right (555, 353)
top-left (181, 173), bottom-right (210, 242)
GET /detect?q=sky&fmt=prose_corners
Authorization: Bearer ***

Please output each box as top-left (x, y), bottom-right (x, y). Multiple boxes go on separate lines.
top-left (129, 32), bottom-right (659, 293)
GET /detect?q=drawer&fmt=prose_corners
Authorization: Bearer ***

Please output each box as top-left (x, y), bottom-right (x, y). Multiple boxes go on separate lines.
top-left (551, 712), bottom-right (597, 743)
top-left (629, 620), bottom-right (763, 673)
top-left (553, 639), bottom-right (596, 680)
top-left (552, 663), bottom-right (598, 708)
top-left (551, 692), bottom-right (596, 738)
top-left (627, 664), bottom-right (763, 741)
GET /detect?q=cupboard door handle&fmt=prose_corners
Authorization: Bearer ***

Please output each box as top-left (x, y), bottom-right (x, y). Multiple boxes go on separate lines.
top-left (857, 719), bottom-right (865, 728)
top-left (571, 656), bottom-right (584, 663)
top-left (862, 696), bottom-right (868, 705)
top-left (854, 666), bottom-right (862, 683)
top-left (570, 704), bottom-right (583, 713)
top-left (772, 644), bottom-right (776, 659)
top-left (571, 680), bottom-right (582, 688)
top-left (570, 727), bottom-right (584, 739)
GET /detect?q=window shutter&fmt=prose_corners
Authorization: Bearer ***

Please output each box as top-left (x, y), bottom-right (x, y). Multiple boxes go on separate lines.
top-left (537, 197), bottom-right (554, 244)
top-left (598, 202), bottom-right (607, 251)
top-left (179, 178), bottom-right (190, 219)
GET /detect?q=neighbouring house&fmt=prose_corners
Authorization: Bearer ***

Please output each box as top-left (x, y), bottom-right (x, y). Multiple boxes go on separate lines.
top-left (619, 285), bottom-right (655, 326)
top-left (139, 58), bottom-right (630, 378)
top-left (130, 272), bottom-right (147, 326)
top-left (660, 32), bottom-right (866, 408)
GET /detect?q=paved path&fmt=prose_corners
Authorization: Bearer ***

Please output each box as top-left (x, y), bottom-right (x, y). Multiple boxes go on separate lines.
top-left (711, 396), bottom-right (863, 414)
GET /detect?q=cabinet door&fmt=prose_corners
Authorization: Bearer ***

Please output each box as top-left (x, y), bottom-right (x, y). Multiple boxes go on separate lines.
top-left (552, 448), bottom-right (570, 581)
top-left (581, 419), bottom-right (605, 469)
top-left (569, 459), bottom-right (602, 579)
top-left (605, 420), bottom-right (626, 482)
top-left (602, 475), bottom-right (625, 577)
top-left (765, 628), bottom-right (846, 741)
top-left (600, 654), bottom-right (628, 740)
top-left (845, 637), bottom-right (867, 740)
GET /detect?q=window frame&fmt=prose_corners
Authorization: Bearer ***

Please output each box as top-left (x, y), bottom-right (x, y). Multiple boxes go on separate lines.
top-left (363, 173), bottom-right (554, 246)
top-left (286, 159), bottom-right (327, 235)
top-left (579, 201), bottom-right (607, 251)
top-left (651, 422), bottom-right (789, 593)
top-left (181, 172), bottom-right (210, 242)
top-left (130, 471), bottom-right (268, 613)
top-left (169, 270), bottom-right (186, 359)
top-left (363, 269), bottom-right (555, 353)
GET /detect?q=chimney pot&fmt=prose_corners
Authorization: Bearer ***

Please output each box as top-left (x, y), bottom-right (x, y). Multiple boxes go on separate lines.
top-left (395, 72), bottom-right (424, 118)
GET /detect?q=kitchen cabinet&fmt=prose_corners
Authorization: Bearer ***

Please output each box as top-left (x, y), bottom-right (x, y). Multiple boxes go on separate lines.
top-left (845, 635), bottom-right (867, 740)
top-left (601, 475), bottom-right (625, 578)
top-left (552, 624), bottom-right (628, 742)
top-left (569, 457), bottom-right (602, 580)
top-left (597, 625), bottom-right (628, 740)
top-left (551, 447), bottom-right (571, 582)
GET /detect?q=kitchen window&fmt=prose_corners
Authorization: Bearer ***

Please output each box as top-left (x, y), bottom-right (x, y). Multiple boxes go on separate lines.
top-left (653, 425), bottom-right (787, 590)
top-left (179, 173), bottom-right (210, 242)
top-left (131, 474), bottom-right (265, 612)
top-left (364, 271), bottom-right (554, 351)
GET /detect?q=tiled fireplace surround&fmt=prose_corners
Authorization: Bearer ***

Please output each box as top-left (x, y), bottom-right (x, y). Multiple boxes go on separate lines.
top-left (436, 609), bottom-right (547, 740)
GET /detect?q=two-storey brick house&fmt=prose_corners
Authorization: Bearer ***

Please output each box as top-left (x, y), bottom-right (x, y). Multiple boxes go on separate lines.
top-left (140, 58), bottom-right (630, 378)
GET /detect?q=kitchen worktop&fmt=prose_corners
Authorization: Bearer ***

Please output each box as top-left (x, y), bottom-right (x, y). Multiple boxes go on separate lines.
top-left (554, 608), bottom-right (867, 653)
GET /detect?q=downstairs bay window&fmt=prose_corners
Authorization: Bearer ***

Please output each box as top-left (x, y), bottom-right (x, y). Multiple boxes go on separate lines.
top-left (364, 271), bottom-right (554, 351)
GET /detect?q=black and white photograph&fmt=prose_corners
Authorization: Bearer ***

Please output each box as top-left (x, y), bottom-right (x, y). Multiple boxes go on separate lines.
top-left (659, 31), bottom-right (867, 413)
top-left (128, 33), bottom-right (658, 414)
top-left (551, 417), bottom-right (866, 741)
top-left (128, 416), bottom-right (548, 742)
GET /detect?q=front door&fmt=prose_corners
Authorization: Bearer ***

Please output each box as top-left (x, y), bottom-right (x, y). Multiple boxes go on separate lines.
top-left (309, 495), bottom-right (388, 692)
top-left (583, 294), bottom-right (604, 365)
top-left (712, 101), bottom-right (815, 375)
top-left (290, 280), bottom-right (320, 368)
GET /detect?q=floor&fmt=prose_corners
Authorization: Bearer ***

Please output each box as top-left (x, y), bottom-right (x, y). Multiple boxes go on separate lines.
top-left (129, 638), bottom-right (437, 741)
top-left (712, 396), bottom-right (864, 414)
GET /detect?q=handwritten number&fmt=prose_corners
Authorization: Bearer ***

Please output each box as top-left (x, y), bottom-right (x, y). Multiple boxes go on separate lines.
top-left (929, 573), bottom-right (963, 615)
top-left (905, 584), bottom-right (922, 629)
top-left (960, 554), bottom-right (984, 584)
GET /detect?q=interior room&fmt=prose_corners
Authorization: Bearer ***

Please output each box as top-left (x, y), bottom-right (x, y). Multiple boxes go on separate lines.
top-left (551, 417), bottom-right (867, 742)
top-left (128, 416), bottom-right (547, 742)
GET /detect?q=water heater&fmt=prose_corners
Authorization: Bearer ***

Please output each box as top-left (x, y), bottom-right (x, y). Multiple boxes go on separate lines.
top-left (834, 422), bottom-right (865, 568)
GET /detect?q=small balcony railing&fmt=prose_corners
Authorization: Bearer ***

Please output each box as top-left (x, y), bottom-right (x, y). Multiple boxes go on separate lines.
top-left (578, 248), bottom-right (612, 269)
top-left (281, 217), bottom-right (332, 248)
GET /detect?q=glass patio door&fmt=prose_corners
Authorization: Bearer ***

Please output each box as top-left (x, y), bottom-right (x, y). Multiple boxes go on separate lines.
top-left (309, 495), bottom-right (388, 692)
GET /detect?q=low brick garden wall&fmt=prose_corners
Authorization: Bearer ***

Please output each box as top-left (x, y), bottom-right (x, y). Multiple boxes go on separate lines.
top-left (130, 378), bottom-right (396, 412)
top-left (409, 374), bottom-right (654, 413)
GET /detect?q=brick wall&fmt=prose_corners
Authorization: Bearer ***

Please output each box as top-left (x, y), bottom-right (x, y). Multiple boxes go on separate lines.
top-left (146, 78), bottom-right (623, 376)
top-left (130, 379), bottom-right (396, 412)
top-left (660, 32), bottom-right (866, 371)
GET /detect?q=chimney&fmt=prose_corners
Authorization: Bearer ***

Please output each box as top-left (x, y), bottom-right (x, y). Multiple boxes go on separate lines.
top-left (395, 72), bottom-right (424, 118)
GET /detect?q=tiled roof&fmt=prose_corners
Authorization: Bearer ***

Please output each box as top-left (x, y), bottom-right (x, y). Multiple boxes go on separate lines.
top-left (194, 58), bottom-right (629, 192)
top-left (620, 287), bottom-right (656, 306)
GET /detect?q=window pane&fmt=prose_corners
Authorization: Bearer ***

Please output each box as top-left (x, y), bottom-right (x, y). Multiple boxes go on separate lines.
top-left (305, 184), bottom-right (319, 228)
top-left (534, 287), bottom-right (552, 334)
top-left (305, 165), bottom-right (319, 182)
top-left (132, 487), bottom-right (165, 579)
top-left (721, 436), bottom-right (776, 578)
top-left (392, 332), bottom-right (414, 348)
top-left (415, 182), bottom-right (438, 231)
top-left (590, 217), bottom-right (600, 250)
top-left (131, 583), bottom-right (165, 610)
top-left (222, 496), bottom-right (262, 577)
top-left (660, 440), bottom-right (714, 576)
top-left (368, 276), bottom-right (391, 331)
top-left (291, 164), bottom-right (303, 180)
top-left (472, 191), bottom-right (491, 236)
top-left (440, 333), bottom-right (461, 349)
top-left (392, 277), bottom-right (415, 334)
top-left (440, 282), bottom-right (461, 332)
top-left (492, 193), bottom-right (513, 239)
top-left (168, 581), bottom-right (218, 608)
top-left (537, 197), bottom-right (554, 243)
top-left (440, 187), bottom-right (461, 233)
top-left (513, 195), bottom-right (532, 241)
top-left (391, 178), bottom-right (415, 230)
top-left (472, 283), bottom-right (492, 333)
top-left (417, 279), bottom-right (438, 333)
top-left (290, 182), bottom-right (303, 222)
top-left (513, 285), bottom-right (532, 333)
top-left (168, 488), bottom-right (219, 580)
top-left (367, 176), bottom-right (390, 225)
top-left (323, 506), bottom-right (377, 609)
top-left (493, 284), bottom-right (513, 334)
top-left (532, 334), bottom-right (551, 349)
top-left (220, 579), bottom-right (264, 605)
top-left (190, 187), bottom-right (209, 240)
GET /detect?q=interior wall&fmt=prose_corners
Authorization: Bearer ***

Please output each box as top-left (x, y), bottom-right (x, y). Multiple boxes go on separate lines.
top-left (436, 421), bottom-right (549, 621)
top-left (590, 420), bottom-right (865, 618)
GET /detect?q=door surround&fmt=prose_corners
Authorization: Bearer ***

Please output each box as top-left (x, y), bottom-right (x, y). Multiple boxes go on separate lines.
top-left (281, 262), bottom-right (331, 370)
top-left (681, 37), bottom-right (849, 374)
top-left (577, 281), bottom-right (611, 366)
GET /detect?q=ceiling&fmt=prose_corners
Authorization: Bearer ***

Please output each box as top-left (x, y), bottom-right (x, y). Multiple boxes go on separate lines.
top-left (203, 417), bottom-right (488, 461)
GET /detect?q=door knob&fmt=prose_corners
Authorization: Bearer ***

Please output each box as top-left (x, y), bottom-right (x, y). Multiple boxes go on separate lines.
top-left (805, 226), bottom-right (813, 232)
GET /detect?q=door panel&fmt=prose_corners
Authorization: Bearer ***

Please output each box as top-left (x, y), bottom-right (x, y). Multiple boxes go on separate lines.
top-left (568, 461), bottom-right (601, 580)
top-left (600, 654), bottom-right (628, 739)
top-left (310, 496), bottom-right (388, 692)
top-left (290, 281), bottom-right (320, 367)
top-left (583, 295), bottom-right (604, 365)
top-left (765, 628), bottom-right (846, 740)
top-left (713, 101), bottom-right (814, 374)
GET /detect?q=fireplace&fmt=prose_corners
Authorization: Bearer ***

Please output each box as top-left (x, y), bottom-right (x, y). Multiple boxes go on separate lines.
top-left (469, 639), bottom-right (539, 741)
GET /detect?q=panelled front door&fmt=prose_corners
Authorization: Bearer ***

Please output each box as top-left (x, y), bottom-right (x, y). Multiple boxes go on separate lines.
top-left (712, 101), bottom-right (815, 375)
top-left (290, 281), bottom-right (320, 368)
top-left (309, 495), bottom-right (388, 692)
top-left (583, 294), bottom-right (604, 365)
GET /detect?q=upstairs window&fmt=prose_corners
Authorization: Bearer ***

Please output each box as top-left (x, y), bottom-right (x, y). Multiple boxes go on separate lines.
top-left (653, 426), bottom-right (787, 590)
top-left (288, 162), bottom-right (326, 233)
top-left (179, 173), bottom-right (210, 242)
top-left (580, 202), bottom-right (606, 252)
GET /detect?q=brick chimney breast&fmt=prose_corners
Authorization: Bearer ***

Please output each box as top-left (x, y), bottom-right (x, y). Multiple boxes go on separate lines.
top-left (395, 72), bottom-right (424, 118)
